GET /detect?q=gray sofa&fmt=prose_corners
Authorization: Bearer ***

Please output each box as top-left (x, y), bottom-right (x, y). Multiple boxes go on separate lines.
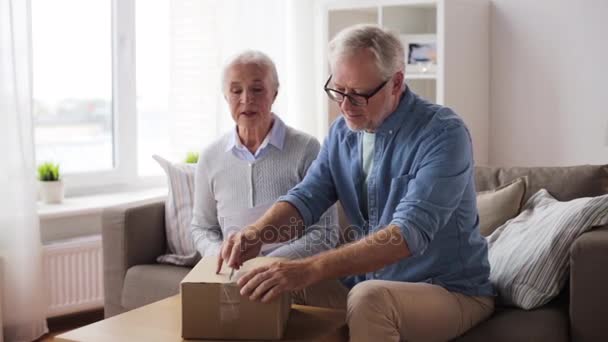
top-left (103, 164), bottom-right (608, 341)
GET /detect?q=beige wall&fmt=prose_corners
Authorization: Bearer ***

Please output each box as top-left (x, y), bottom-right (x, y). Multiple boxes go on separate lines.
top-left (0, 258), bottom-right (3, 342)
top-left (489, 0), bottom-right (608, 166)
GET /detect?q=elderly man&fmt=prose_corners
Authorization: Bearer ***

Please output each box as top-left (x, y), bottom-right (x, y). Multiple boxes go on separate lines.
top-left (218, 25), bottom-right (495, 341)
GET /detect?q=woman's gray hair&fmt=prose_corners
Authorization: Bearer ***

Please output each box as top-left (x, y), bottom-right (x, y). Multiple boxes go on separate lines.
top-left (328, 24), bottom-right (405, 79)
top-left (221, 50), bottom-right (279, 92)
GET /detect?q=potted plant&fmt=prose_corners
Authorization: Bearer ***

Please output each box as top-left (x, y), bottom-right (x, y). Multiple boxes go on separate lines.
top-left (184, 151), bottom-right (199, 164)
top-left (37, 162), bottom-right (64, 204)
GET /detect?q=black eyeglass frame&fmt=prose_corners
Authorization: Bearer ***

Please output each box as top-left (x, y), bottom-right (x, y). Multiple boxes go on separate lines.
top-left (323, 75), bottom-right (389, 106)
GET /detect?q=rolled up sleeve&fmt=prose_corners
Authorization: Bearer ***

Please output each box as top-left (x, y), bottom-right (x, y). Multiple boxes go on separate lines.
top-left (266, 204), bottom-right (340, 259)
top-left (390, 122), bottom-right (474, 256)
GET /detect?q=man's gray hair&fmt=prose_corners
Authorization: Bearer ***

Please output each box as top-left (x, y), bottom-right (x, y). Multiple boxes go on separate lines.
top-left (328, 24), bottom-right (405, 79)
top-left (222, 50), bottom-right (280, 92)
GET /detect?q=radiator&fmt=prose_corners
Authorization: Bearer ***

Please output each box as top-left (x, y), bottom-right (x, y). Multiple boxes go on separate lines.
top-left (43, 235), bottom-right (104, 317)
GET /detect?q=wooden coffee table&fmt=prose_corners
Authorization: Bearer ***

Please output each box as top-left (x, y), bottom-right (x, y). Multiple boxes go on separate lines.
top-left (54, 295), bottom-right (347, 341)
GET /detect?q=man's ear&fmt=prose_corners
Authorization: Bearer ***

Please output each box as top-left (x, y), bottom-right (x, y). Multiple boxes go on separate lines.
top-left (392, 72), bottom-right (404, 95)
top-left (273, 90), bottom-right (278, 101)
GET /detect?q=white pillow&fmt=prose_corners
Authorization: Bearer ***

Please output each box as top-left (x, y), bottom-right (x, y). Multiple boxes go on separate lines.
top-left (153, 155), bottom-right (200, 266)
top-left (487, 189), bottom-right (608, 309)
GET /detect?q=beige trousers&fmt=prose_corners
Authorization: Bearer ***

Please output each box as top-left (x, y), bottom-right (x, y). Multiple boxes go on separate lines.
top-left (293, 279), bottom-right (494, 342)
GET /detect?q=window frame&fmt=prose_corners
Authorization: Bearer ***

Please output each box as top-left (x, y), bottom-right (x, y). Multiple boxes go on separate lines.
top-left (31, 0), bottom-right (165, 196)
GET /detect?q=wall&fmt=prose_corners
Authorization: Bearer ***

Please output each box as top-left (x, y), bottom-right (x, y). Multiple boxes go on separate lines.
top-left (490, 0), bottom-right (608, 166)
top-left (39, 214), bottom-right (101, 244)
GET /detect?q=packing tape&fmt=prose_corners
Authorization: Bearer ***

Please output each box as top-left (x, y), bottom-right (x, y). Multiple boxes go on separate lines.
top-left (219, 281), bottom-right (240, 323)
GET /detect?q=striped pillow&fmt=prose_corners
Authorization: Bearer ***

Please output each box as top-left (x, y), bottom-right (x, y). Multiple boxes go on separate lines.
top-left (487, 189), bottom-right (608, 309)
top-left (153, 155), bottom-right (200, 266)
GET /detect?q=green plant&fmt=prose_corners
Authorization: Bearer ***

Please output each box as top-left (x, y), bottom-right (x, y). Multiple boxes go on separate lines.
top-left (184, 151), bottom-right (199, 164)
top-left (37, 162), bottom-right (61, 181)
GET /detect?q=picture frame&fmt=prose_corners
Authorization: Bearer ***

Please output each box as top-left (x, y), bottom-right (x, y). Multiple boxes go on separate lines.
top-left (400, 34), bottom-right (437, 74)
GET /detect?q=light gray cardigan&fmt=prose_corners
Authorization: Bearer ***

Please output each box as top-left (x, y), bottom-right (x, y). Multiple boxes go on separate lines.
top-left (190, 125), bottom-right (339, 259)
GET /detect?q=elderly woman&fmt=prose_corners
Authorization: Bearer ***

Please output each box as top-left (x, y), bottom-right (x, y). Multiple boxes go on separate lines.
top-left (190, 50), bottom-right (338, 260)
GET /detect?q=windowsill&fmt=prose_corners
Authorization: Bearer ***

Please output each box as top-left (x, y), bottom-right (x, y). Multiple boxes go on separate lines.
top-left (38, 187), bottom-right (168, 220)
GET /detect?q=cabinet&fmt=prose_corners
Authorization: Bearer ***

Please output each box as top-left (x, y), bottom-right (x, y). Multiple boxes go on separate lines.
top-left (316, 0), bottom-right (490, 164)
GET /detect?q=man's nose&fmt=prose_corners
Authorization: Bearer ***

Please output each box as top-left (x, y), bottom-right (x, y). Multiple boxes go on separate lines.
top-left (340, 96), bottom-right (354, 112)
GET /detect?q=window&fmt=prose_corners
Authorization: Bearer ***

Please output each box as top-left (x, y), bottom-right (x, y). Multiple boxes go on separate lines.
top-left (135, 0), bottom-right (170, 176)
top-left (135, 0), bottom-right (224, 176)
top-left (135, 0), bottom-right (291, 177)
top-left (32, 0), bottom-right (113, 174)
top-left (29, 0), bottom-right (319, 195)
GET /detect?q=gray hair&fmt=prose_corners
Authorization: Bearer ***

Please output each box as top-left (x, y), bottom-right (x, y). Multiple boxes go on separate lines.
top-left (328, 24), bottom-right (405, 79)
top-left (221, 50), bottom-right (279, 92)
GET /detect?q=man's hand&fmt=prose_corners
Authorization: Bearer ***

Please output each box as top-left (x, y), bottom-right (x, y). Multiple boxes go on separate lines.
top-left (237, 260), bottom-right (320, 303)
top-left (216, 228), bottom-right (263, 274)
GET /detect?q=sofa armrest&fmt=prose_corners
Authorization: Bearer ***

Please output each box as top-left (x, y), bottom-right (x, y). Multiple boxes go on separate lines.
top-left (102, 199), bottom-right (166, 317)
top-left (570, 224), bottom-right (608, 342)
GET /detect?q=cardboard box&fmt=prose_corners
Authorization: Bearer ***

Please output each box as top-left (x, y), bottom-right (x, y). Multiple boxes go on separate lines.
top-left (181, 256), bottom-right (291, 340)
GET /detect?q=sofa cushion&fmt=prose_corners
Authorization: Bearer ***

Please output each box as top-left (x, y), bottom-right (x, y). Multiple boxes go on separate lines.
top-left (487, 189), bottom-right (608, 309)
top-left (475, 164), bottom-right (608, 201)
top-left (121, 264), bottom-right (191, 310)
top-left (153, 155), bottom-right (200, 266)
top-left (455, 298), bottom-right (569, 342)
top-left (477, 177), bottom-right (526, 236)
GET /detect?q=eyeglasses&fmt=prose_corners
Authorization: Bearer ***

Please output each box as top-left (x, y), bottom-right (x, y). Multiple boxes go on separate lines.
top-left (324, 75), bottom-right (389, 107)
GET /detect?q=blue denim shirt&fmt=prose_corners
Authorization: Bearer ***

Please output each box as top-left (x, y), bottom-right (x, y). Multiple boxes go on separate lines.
top-left (279, 89), bottom-right (495, 296)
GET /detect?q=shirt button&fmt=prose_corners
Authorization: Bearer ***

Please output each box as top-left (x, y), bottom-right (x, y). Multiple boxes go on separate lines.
top-left (389, 130), bottom-right (393, 134)
top-left (374, 272), bottom-right (381, 278)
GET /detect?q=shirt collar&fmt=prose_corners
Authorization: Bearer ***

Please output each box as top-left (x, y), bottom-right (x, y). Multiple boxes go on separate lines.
top-left (375, 87), bottom-right (414, 135)
top-left (346, 87), bottom-right (416, 140)
top-left (225, 113), bottom-right (286, 152)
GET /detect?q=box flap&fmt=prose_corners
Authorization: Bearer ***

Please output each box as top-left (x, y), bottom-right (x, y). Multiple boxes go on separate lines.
top-left (181, 256), bottom-right (284, 285)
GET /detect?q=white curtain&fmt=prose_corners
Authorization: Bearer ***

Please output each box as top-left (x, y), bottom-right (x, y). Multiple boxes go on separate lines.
top-left (216, 0), bottom-right (321, 138)
top-left (0, 0), bottom-right (49, 341)
top-left (165, 0), bottom-right (321, 159)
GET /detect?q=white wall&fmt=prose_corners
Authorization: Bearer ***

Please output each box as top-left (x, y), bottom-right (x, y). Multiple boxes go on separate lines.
top-left (490, 0), bottom-right (608, 166)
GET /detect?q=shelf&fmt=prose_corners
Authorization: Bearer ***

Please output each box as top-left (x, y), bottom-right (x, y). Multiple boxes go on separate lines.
top-left (326, 0), bottom-right (436, 11)
top-left (328, 6), bottom-right (377, 15)
top-left (405, 73), bottom-right (436, 80)
top-left (382, 5), bottom-right (436, 34)
top-left (38, 187), bottom-right (167, 219)
top-left (321, 0), bottom-right (490, 164)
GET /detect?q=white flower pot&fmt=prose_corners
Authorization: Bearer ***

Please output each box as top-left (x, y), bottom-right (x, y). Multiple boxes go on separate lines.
top-left (39, 180), bottom-right (64, 204)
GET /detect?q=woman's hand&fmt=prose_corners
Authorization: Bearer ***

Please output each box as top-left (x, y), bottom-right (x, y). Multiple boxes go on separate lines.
top-left (237, 259), bottom-right (320, 303)
top-left (216, 228), bottom-right (263, 274)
